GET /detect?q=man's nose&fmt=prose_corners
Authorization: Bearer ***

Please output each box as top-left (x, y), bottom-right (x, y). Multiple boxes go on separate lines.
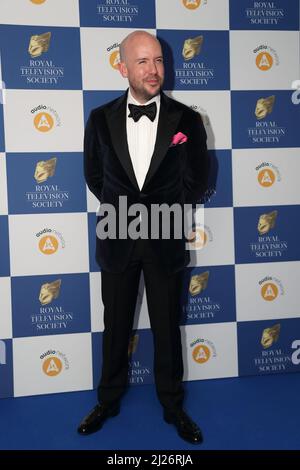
top-left (148, 61), bottom-right (158, 74)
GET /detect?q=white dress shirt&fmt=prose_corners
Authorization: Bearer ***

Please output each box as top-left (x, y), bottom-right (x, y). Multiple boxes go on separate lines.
top-left (126, 89), bottom-right (160, 191)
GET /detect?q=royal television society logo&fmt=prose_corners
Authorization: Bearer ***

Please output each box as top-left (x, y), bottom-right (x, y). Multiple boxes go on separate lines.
top-left (107, 43), bottom-right (120, 70)
top-left (253, 323), bottom-right (293, 373)
top-left (96, 0), bottom-right (140, 23)
top-left (40, 349), bottom-right (69, 377)
top-left (183, 271), bottom-right (221, 321)
top-left (256, 161), bottom-right (281, 188)
top-left (244, 1), bottom-right (285, 26)
top-left (247, 96), bottom-right (285, 145)
top-left (190, 337), bottom-right (217, 364)
top-left (128, 334), bottom-right (151, 384)
top-left (36, 227), bottom-right (65, 255)
top-left (29, 279), bottom-right (74, 332)
top-left (25, 157), bottom-right (70, 210)
top-left (186, 224), bottom-right (213, 251)
top-left (20, 32), bottom-right (65, 86)
top-left (182, 0), bottom-right (206, 10)
top-left (259, 275), bottom-right (284, 302)
top-left (250, 210), bottom-right (288, 259)
top-left (176, 35), bottom-right (215, 87)
top-left (31, 104), bottom-right (61, 132)
top-left (254, 44), bottom-right (279, 71)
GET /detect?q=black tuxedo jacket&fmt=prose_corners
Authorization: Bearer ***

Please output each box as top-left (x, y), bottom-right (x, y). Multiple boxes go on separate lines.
top-left (84, 90), bottom-right (211, 274)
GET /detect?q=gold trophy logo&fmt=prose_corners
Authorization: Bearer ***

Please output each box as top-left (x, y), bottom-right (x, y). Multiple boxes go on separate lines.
top-left (28, 32), bottom-right (51, 58)
top-left (39, 279), bottom-right (61, 305)
top-left (34, 157), bottom-right (57, 184)
top-left (128, 334), bottom-right (139, 356)
top-left (189, 271), bottom-right (209, 296)
top-left (255, 96), bottom-right (275, 120)
top-left (257, 210), bottom-right (277, 235)
top-left (182, 35), bottom-right (203, 60)
top-left (261, 324), bottom-right (281, 349)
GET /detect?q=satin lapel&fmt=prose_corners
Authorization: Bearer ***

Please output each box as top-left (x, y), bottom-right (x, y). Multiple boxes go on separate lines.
top-left (105, 92), bottom-right (140, 191)
top-left (141, 93), bottom-right (182, 191)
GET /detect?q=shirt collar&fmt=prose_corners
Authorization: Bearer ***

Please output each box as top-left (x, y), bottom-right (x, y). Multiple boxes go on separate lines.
top-left (127, 88), bottom-right (160, 107)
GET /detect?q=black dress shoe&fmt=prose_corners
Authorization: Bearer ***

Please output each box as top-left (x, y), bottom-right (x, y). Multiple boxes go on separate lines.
top-left (77, 403), bottom-right (120, 435)
top-left (164, 409), bottom-right (203, 444)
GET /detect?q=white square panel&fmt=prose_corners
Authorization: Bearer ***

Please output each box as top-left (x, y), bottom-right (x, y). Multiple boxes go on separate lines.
top-left (236, 261), bottom-right (300, 322)
top-left (4, 90), bottom-right (84, 152)
top-left (13, 332), bottom-right (92, 397)
top-left (230, 31), bottom-right (299, 90)
top-left (156, 0), bottom-right (229, 30)
top-left (233, 148), bottom-right (300, 207)
top-left (0, 0), bottom-right (80, 27)
top-left (188, 207), bottom-right (235, 266)
top-left (182, 322), bottom-right (238, 380)
top-left (166, 90), bottom-right (231, 150)
top-left (0, 153), bottom-right (8, 215)
top-left (80, 27), bottom-right (155, 90)
top-left (0, 277), bottom-right (12, 339)
top-left (9, 212), bottom-right (89, 276)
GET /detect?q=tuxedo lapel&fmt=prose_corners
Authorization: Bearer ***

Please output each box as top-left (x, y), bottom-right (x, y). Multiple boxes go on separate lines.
top-left (141, 93), bottom-right (182, 191)
top-left (105, 92), bottom-right (140, 191)
top-left (105, 91), bottom-right (182, 193)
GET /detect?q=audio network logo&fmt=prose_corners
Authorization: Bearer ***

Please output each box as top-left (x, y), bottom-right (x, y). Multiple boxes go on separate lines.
top-left (259, 275), bottom-right (284, 302)
top-left (30, 0), bottom-right (47, 4)
top-left (190, 337), bottom-right (216, 364)
top-left (107, 43), bottom-right (120, 70)
top-left (31, 104), bottom-right (61, 132)
top-left (186, 224), bottom-right (212, 251)
top-left (254, 44), bottom-right (279, 71)
top-left (36, 227), bottom-right (65, 255)
top-left (40, 349), bottom-right (69, 377)
top-left (182, 0), bottom-right (207, 10)
top-left (256, 161), bottom-right (281, 188)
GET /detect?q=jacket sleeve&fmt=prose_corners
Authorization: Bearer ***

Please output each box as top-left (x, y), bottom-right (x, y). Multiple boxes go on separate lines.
top-left (84, 111), bottom-right (104, 203)
top-left (183, 112), bottom-right (214, 205)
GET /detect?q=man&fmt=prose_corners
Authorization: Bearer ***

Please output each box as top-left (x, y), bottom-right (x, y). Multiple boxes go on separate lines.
top-left (78, 30), bottom-right (212, 444)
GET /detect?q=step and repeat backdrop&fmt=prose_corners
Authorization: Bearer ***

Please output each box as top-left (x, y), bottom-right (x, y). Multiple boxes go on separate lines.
top-left (1, 0), bottom-right (300, 398)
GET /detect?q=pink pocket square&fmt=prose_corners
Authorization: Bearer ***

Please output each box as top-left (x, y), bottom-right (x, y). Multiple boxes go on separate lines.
top-left (170, 132), bottom-right (188, 147)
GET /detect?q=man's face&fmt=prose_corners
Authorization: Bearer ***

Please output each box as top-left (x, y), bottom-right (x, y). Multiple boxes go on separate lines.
top-left (119, 35), bottom-right (164, 103)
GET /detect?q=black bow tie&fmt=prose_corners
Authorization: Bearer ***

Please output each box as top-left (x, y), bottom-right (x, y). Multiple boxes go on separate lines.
top-left (128, 102), bottom-right (157, 122)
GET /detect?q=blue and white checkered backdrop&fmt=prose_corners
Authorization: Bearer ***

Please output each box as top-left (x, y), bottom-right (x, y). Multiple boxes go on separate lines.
top-left (0, 0), bottom-right (300, 399)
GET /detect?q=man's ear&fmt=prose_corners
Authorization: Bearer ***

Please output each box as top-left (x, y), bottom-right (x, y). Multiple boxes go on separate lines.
top-left (119, 61), bottom-right (128, 78)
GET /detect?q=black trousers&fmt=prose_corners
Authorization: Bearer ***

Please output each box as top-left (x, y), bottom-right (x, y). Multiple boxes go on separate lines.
top-left (98, 237), bottom-right (185, 411)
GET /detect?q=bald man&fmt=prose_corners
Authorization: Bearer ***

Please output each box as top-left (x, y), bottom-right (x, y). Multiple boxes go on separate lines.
top-left (78, 31), bottom-right (212, 444)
